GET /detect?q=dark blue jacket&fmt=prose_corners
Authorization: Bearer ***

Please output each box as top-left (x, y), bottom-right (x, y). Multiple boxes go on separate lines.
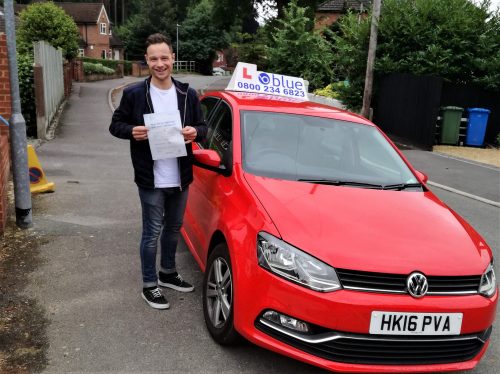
top-left (109, 77), bottom-right (207, 189)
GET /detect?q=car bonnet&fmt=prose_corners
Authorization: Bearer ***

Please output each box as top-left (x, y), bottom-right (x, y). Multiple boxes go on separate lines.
top-left (244, 173), bottom-right (491, 276)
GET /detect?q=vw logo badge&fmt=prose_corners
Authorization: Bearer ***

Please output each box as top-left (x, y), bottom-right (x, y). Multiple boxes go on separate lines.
top-left (407, 272), bottom-right (428, 298)
top-left (258, 73), bottom-right (270, 85)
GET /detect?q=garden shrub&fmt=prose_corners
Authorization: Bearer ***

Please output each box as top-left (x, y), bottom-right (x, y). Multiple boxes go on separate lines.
top-left (18, 53), bottom-right (37, 137)
top-left (83, 62), bottom-right (115, 75)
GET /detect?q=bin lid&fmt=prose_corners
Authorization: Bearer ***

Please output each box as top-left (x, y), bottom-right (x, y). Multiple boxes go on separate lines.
top-left (441, 106), bottom-right (463, 111)
top-left (467, 108), bottom-right (491, 114)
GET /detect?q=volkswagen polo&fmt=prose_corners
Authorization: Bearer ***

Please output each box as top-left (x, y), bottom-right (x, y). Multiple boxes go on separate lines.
top-left (181, 86), bottom-right (497, 372)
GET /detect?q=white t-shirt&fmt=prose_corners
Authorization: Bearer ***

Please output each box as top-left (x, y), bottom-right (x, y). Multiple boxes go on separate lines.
top-left (149, 83), bottom-right (181, 188)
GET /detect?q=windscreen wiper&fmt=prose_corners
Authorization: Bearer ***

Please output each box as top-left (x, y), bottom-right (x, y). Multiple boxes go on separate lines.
top-left (298, 179), bottom-right (385, 189)
top-left (382, 183), bottom-right (422, 190)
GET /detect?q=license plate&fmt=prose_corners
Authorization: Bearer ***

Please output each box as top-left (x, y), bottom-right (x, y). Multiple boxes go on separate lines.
top-left (369, 311), bottom-right (462, 335)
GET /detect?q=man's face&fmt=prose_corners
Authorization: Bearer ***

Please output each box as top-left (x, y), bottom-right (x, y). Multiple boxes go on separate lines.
top-left (145, 43), bottom-right (175, 83)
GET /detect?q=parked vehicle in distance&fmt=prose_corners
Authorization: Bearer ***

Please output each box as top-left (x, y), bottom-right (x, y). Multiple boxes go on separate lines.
top-left (212, 67), bottom-right (225, 76)
top-left (181, 88), bottom-right (497, 373)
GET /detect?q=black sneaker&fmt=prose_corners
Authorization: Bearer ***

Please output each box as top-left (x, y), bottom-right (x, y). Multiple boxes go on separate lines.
top-left (141, 287), bottom-right (170, 309)
top-left (158, 272), bottom-right (194, 292)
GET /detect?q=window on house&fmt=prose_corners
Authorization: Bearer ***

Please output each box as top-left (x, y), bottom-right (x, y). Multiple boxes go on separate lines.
top-left (101, 50), bottom-right (107, 59)
top-left (100, 23), bottom-right (107, 35)
top-left (217, 52), bottom-right (223, 62)
top-left (78, 49), bottom-right (84, 57)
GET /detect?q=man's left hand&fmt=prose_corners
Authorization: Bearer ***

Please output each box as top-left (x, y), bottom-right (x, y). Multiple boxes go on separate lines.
top-left (182, 126), bottom-right (197, 144)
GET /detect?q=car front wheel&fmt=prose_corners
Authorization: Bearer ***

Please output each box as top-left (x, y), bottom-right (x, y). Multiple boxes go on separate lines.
top-left (203, 243), bottom-right (240, 345)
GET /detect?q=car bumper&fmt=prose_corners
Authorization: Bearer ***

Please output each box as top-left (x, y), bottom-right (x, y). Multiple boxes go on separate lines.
top-left (233, 263), bottom-right (497, 373)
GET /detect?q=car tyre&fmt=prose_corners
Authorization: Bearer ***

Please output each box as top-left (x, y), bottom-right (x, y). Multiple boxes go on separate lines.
top-left (203, 243), bottom-right (241, 345)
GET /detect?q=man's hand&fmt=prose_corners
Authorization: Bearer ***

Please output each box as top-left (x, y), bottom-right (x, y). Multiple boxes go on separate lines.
top-left (132, 126), bottom-right (148, 141)
top-left (182, 126), bottom-right (197, 144)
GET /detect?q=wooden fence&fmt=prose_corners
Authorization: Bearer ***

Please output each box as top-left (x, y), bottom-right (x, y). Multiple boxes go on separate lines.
top-left (33, 41), bottom-right (65, 139)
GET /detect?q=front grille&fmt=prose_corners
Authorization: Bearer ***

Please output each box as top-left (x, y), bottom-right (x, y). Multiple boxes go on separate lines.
top-left (336, 268), bottom-right (481, 295)
top-left (256, 319), bottom-right (490, 365)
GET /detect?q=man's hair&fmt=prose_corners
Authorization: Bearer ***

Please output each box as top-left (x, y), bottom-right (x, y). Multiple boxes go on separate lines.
top-left (145, 33), bottom-right (173, 52)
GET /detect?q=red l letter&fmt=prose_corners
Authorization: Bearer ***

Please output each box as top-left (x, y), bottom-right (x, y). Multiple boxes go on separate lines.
top-left (243, 67), bottom-right (252, 79)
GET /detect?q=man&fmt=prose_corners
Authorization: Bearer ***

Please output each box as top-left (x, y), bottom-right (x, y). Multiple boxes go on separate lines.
top-left (110, 33), bottom-right (207, 309)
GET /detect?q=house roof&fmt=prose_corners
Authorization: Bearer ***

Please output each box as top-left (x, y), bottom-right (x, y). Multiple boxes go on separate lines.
top-left (15, 2), bottom-right (107, 24)
top-left (317, 0), bottom-right (371, 12)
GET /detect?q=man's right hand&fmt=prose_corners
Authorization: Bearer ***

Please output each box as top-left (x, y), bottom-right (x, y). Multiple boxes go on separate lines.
top-left (132, 126), bottom-right (148, 141)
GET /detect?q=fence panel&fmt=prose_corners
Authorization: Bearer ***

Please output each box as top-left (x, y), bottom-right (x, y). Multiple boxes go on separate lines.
top-left (34, 41), bottom-right (65, 139)
top-left (373, 73), bottom-right (443, 150)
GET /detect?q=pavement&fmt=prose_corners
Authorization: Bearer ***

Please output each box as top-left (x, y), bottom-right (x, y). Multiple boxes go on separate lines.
top-left (6, 76), bottom-right (500, 372)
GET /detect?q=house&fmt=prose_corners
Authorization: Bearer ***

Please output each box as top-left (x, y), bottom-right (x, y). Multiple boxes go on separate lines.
top-left (213, 50), bottom-right (227, 68)
top-left (15, 1), bottom-right (124, 60)
top-left (315, 0), bottom-right (371, 29)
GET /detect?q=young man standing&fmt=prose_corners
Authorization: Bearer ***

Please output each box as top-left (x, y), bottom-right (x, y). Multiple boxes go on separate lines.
top-left (110, 33), bottom-right (207, 309)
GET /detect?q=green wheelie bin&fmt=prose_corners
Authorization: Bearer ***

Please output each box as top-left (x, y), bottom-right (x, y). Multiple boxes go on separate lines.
top-left (440, 106), bottom-right (463, 145)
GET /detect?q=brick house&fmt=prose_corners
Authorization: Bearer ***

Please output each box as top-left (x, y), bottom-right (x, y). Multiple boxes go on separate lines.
top-left (315, 0), bottom-right (371, 29)
top-left (15, 1), bottom-right (124, 60)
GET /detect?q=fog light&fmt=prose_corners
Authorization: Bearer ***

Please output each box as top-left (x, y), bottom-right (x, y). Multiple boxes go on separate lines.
top-left (262, 310), bottom-right (311, 333)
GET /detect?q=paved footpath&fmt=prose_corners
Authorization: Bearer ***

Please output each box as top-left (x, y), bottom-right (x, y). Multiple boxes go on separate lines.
top-left (29, 76), bottom-right (499, 373)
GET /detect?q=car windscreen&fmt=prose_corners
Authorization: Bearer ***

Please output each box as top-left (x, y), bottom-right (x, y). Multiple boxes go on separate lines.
top-left (241, 111), bottom-right (419, 187)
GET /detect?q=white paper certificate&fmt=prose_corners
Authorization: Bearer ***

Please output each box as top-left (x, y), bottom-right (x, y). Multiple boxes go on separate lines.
top-left (144, 111), bottom-right (187, 160)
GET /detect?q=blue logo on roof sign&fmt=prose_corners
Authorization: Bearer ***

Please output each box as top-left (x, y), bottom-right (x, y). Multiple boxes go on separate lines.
top-left (258, 73), bottom-right (270, 85)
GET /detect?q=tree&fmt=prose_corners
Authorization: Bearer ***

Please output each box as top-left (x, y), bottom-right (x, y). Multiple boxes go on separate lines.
top-left (115, 0), bottom-right (177, 60)
top-left (376, 0), bottom-right (499, 87)
top-left (329, 11), bottom-right (371, 110)
top-left (331, 0), bottom-right (500, 109)
top-left (17, 2), bottom-right (80, 59)
top-left (267, 0), bottom-right (333, 90)
top-left (179, 0), bottom-right (230, 74)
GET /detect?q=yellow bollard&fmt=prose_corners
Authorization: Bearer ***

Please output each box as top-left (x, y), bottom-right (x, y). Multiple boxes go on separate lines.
top-left (27, 145), bottom-right (55, 193)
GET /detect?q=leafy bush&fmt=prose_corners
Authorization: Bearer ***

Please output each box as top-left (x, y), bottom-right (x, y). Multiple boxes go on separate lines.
top-left (81, 57), bottom-right (132, 75)
top-left (313, 82), bottom-right (345, 99)
top-left (267, 0), bottom-right (333, 91)
top-left (18, 53), bottom-right (36, 137)
top-left (17, 2), bottom-right (79, 60)
top-left (83, 62), bottom-right (115, 75)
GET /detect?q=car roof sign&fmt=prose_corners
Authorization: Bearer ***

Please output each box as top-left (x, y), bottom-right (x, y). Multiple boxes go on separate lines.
top-left (226, 62), bottom-right (309, 101)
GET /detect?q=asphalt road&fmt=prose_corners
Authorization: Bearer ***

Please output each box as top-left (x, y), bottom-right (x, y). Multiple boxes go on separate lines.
top-left (27, 75), bottom-right (500, 373)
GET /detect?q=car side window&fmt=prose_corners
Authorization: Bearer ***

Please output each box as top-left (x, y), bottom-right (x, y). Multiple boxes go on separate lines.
top-left (200, 97), bottom-right (220, 123)
top-left (208, 102), bottom-right (232, 160)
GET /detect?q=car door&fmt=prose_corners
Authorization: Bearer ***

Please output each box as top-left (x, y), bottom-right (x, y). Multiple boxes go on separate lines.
top-left (184, 98), bottom-right (233, 268)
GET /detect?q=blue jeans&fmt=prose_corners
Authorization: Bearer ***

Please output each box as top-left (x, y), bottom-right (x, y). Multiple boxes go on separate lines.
top-left (138, 186), bottom-right (189, 288)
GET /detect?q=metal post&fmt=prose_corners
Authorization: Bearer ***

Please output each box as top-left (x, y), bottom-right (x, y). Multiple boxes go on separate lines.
top-left (176, 24), bottom-right (180, 61)
top-left (4, 0), bottom-right (33, 228)
top-left (361, 0), bottom-right (382, 119)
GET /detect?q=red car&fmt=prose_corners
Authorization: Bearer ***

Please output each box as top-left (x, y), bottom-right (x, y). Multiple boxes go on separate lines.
top-left (181, 90), bottom-right (497, 372)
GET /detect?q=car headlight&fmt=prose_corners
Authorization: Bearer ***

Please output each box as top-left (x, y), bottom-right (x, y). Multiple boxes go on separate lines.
top-left (479, 262), bottom-right (497, 297)
top-left (257, 232), bottom-right (341, 292)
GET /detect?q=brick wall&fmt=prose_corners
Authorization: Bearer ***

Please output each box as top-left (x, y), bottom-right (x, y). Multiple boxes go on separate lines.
top-left (0, 33), bottom-right (12, 233)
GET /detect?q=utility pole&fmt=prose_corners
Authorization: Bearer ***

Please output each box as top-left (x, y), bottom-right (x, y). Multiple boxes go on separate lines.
top-left (361, 0), bottom-right (382, 119)
top-left (4, 0), bottom-right (33, 228)
top-left (176, 24), bottom-right (180, 61)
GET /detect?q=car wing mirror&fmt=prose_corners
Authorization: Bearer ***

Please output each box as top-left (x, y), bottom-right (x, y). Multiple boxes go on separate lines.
top-left (414, 170), bottom-right (428, 184)
top-left (193, 149), bottom-right (230, 176)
